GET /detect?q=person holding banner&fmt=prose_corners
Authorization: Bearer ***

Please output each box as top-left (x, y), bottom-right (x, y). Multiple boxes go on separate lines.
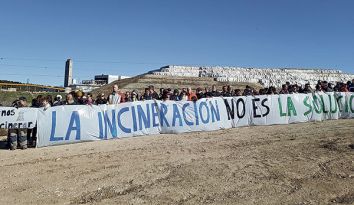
top-left (8, 97), bottom-right (28, 150)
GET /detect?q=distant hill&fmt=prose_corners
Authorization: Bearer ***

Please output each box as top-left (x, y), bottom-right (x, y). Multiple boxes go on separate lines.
top-left (92, 74), bottom-right (262, 96)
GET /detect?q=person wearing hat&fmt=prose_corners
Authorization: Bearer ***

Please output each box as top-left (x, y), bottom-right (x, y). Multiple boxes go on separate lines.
top-left (53, 95), bottom-right (64, 106)
top-left (75, 90), bottom-right (85, 105)
top-left (8, 97), bottom-right (28, 150)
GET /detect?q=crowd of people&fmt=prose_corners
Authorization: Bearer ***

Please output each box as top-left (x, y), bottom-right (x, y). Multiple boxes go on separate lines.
top-left (2, 79), bottom-right (353, 150)
top-left (46, 79), bottom-right (354, 106)
top-left (7, 79), bottom-right (354, 109)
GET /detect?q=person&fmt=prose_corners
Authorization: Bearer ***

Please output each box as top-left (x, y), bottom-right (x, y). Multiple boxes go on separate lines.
top-left (86, 93), bottom-right (94, 105)
top-left (65, 93), bottom-right (77, 105)
top-left (96, 93), bottom-right (107, 105)
top-left (187, 87), bottom-right (198, 101)
top-left (204, 87), bottom-right (212, 98)
top-left (108, 84), bottom-right (125, 104)
top-left (349, 79), bottom-right (354, 92)
top-left (196, 88), bottom-right (205, 99)
top-left (243, 85), bottom-right (253, 96)
top-left (81, 95), bottom-right (88, 105)
top-left (211, 85), bottom-right (220, 97)
top-left (179, 90), bottom-right (188, 101)
top-left (288, 85), bottom-right (295, 94)
top-left (170, 89), bottom-right (181, 101)
top-left (53, 95), bottom-right (64, 106)
top-left (124, 91), bottom-right (132, 102)
top-left (315, 84), bottom-right (323, 92)
top-left (161, 90), bottom-right (171, 101)
top-left (302, 83), bottom-right (313, 94)
top-left (131, 90), bottom-right (139, 101)
top-left (234, 89), bottom-right (242, 96)
top-left (28, 95), bottom-right (42, 148)
top-left (142, 88), bottom-right (152, 100)
top-left (322, 81), bottom-right (333, 92)
top-left (279, 84), bottom-right (289, 94)
top-left (340, 83), bottom-right (349, 92)
top-left (222, 85), bottom-right (232, 97)
top-left (40, 96), bottom-right (51, 111)
top-left (8, 97), bottom-right (28, 150)
top-left (75, 90), bottom-right (85, 105)
top-left (149, 85), bottom-right (159, 100)
top-left (46, 95), bottom-right (53, 106)
top-left (158, 88), bottom-right (165, 100)
top-left (32, 95), bottom-right (42, 107)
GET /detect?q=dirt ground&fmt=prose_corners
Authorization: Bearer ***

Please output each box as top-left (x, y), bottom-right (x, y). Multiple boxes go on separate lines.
top-left (0, 119), bottom-right (353, 205)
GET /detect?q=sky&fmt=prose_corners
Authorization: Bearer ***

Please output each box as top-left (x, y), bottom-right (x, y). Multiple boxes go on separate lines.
top-left (1, 0), bottom-right (354, 86)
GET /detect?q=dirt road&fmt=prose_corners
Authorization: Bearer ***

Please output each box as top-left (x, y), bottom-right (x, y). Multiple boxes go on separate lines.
top-left (0, 119), bottom-right (353, 204)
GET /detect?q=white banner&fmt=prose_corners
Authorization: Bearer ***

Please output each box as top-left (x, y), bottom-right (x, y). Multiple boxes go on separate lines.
top-left (33, 92), bottom-right (354, 147)
top-left (0, 107), bottom-right (37, 129)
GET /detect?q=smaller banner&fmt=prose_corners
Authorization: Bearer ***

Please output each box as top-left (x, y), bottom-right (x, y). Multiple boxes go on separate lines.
top-left (0, 107), bottom-right (38, 129)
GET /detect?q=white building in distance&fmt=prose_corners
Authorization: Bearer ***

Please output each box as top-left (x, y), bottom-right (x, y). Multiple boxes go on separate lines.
top-left (152, 65), bottom-right (354, 88)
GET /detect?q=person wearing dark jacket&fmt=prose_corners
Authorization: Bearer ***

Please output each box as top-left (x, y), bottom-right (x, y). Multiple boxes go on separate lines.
top-left (65, 93), bottom-right (77, 105)
top-left (8, 97), bottom-right (28, 150)
top-left (148, 85), bottom-right (159, 100)
top-left (96, 93), bottom-right (108, 105)
top-left (53, 95), bottom-right (64, 106)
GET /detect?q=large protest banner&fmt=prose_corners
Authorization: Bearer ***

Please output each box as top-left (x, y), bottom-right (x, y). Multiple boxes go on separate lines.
top-left (33, 92), bottom-right (354, 147)
top-left (36, 98), bottom-right (231, 147)
top-left (0, 107), bottom-right (37, 129)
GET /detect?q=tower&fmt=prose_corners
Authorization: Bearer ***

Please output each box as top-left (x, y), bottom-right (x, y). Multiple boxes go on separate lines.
top-left (64, 59), bottom-right (73, 87)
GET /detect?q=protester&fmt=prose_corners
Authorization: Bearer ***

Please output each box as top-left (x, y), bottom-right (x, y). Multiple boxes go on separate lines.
top-left (349, 79), bottom-right (354, 92)
top-left (141, 88), bottom-right (152, 100)
top-left (40, 96), bottom-right (51, 111)
top-left (179, 90), bottom-right (188, 101)
top-left (8, 97), bottom-right (28, 150)
top-left (95, 93), bottom-right (107, 105)
top-left (131, 90), bottom-right (139, 102)
top-left (315, 84), bottom-right (323, 92)
top-left (211, 85), bottom-right (220, 97)
top-left (53, 95), bottom-right (64, 106)
top-left (124, 91), bottom-right (132, 102)
top-left (234, 89), bottom-right (242, 96)
top-left (2, 79), bottom-right (354, 108)
top-left (161, 90), bottom-right (171, 101)
top-left (279, 84), bottom-right (289, 94)
top-left (187, 87), bottom-right (198, 101)
top-left (46, 95), bottom-right (53, 106)
top-left (302, 83), bottom-right (313, 94)
top-left (340, 83), bottom-right (349, 92)
top-left (149, 85), bottom-right (159, 100)
top-left (170, 89), bottom-right (181, 101)
top-left (108, 84), bottom-right (124, 104)
top-left (86, 93), bottom-right (94, 105)
top-left (243, 85), bottom-right (253, 96)
top-left (158, 88), bottom-right (165, 100)
top-left (65, 93), bottom-right (77, 105)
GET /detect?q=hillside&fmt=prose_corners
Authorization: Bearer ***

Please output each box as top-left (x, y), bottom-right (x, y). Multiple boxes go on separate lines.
top-left (92, 74), bottom-right (262, 96)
